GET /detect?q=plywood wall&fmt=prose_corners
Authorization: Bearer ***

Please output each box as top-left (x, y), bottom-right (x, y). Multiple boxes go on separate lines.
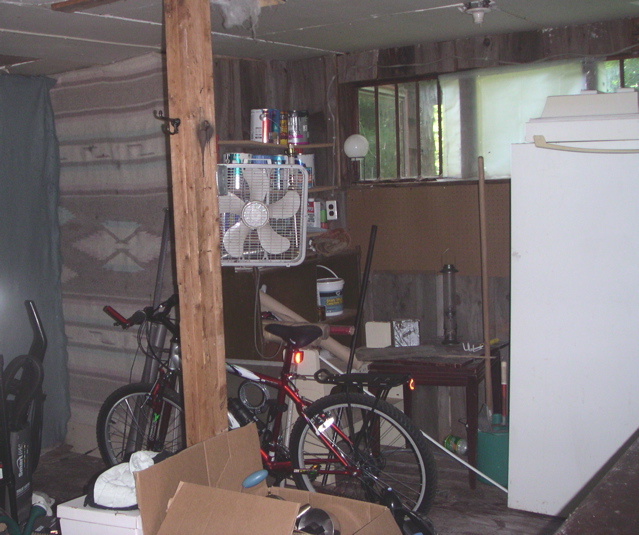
top-left (346, 181), bottom-right (510, 278)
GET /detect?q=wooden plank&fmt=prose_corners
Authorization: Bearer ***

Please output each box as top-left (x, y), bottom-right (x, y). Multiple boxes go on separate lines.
top-left (52, 0), bottom-right (283, 12)
top-left (163, 0), bottom-right (227, 445)
top-left (51, 0), bottom-right (119, 12)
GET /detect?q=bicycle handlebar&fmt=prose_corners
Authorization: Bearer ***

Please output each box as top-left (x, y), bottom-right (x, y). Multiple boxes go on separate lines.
top-left (103, 294), bottom-right (178, 330)
top-left (103, 306), bottom-right (145, 329)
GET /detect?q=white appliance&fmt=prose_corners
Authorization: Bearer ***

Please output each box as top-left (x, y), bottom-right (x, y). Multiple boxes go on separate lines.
top-left (509, 89), bottom-right (639, 516)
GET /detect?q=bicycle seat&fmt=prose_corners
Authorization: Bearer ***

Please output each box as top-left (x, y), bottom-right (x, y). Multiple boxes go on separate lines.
top-left (265, 323), bottom-right (323, 349)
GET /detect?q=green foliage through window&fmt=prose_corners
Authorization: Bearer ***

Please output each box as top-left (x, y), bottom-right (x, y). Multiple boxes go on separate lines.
top-left (357, 80), bottom-right (440, 181)
top-left (597, 57), bottom-right (639, 91)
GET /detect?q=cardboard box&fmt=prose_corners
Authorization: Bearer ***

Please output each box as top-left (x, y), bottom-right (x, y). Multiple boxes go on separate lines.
top-left (57, 495), bottom-right (143, 535)
top-left (135, 423), bottom-right (401, 535)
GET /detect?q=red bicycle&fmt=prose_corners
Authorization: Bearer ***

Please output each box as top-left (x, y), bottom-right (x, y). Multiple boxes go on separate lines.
top-left (96, 295), bottom-right (437, 516)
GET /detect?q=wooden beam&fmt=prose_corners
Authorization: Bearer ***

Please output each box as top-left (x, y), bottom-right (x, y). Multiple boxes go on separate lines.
top-left (163, 0), bottom-right (227, 445)
top-left (51, 0), bottom-right (120, 12)
top-left (52, 0), bottom-right (284, 13)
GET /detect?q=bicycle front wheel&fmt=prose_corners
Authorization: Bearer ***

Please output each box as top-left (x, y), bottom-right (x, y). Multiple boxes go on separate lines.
top-left (289, 392), bottom-right (437, 515)
top-left (96, 382), bottom-right (185, 466)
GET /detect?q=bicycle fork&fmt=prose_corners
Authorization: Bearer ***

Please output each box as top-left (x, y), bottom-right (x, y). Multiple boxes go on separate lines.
top-left (125, 340), bottom-right (181, 456)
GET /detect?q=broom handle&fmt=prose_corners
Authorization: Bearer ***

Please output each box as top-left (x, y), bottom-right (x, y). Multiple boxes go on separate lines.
top-left (478, 156), bottom-right (494, 413)
top-left (347, 225), bottom-right (377, 374)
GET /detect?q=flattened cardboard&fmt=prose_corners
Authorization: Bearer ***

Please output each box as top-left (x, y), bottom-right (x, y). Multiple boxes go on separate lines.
top-left (135, 423), bottom-right (264, 535)
top-left (136, 423), bottom-right (402, 535)
top-left (157, 482), bottom-right (299, 535)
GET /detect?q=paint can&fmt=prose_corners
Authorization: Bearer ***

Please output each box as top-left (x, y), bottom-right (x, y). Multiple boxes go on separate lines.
top-left (250, 109), bottom-right (270, 143)
top-left (271, 154), bottom-right (287, 190)
top-left (296, 153), bottom-right (314, 188)
top-left (223, 152), bottom-right (249, 164)
top-left (288, 110), bottom-right (309, 145)
top-left (316, 265), bottom-right (344, 317)
top-left (248, 154), bottom-right (272, 164)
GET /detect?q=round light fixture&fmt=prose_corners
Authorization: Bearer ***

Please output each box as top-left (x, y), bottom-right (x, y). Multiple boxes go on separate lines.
top-left (343, 134), bottom-right (369, 160)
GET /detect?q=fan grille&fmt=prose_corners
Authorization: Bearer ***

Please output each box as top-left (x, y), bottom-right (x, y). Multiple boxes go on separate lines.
top-left (217, 163), bottom-right (309, 267)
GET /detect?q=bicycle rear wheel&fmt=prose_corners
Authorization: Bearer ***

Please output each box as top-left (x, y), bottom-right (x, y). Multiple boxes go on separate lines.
top-left (289, 392), bottom-right (437, 515)
top-left (97, 382), bottom-right (185, 466)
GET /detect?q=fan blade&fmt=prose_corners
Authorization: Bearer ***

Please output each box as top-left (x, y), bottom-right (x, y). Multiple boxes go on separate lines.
top-left (268, 190), bottom-right (301, 219)
top-left (257, 225), bottom-right (290, 255)
top-left (223, 221), bottom-right (251, 258)
top-left (218, 193), bottom-right (245, 215)
top-left (244, 170), bottom-right (270, 202)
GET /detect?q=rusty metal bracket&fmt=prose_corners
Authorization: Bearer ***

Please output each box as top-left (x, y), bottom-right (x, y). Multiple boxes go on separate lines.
top-left (154, 110), bottom-right (181, 135)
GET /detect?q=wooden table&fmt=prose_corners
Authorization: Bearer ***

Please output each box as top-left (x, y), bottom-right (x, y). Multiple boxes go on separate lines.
top-left (357, 342), bottom-right (505, 489)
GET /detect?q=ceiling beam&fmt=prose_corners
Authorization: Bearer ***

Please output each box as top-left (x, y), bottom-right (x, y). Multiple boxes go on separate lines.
top-left (51, 0), bottom-right (120, 13)
top-left (51, 0), bottom-right (284, 13)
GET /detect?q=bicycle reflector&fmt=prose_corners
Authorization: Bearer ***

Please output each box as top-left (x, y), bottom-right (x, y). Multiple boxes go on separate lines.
top-left (409, 378), bottom-right (416, 391)
top-left (293, 350), bottom-right (304, 364)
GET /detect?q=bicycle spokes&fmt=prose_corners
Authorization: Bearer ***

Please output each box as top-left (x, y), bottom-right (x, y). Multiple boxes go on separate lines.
top-left (291, 393), bottom-right (435, 514)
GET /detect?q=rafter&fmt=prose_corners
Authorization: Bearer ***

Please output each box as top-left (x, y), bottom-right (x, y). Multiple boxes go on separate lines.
top-left (51, 0), bottom-right (285, 13)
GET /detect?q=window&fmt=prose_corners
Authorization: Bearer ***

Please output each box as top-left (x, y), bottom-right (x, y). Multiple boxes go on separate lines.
top-left (357, 79), bottom-right (441, 181)
top-left (353, 61), bottom-right (586, 182)
top-left (597, 57), bottom-right (639, 92)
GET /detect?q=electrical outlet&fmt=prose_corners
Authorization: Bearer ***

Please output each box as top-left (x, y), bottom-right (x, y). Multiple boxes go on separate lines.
top-left (326, 200), bottom-right (338, 220)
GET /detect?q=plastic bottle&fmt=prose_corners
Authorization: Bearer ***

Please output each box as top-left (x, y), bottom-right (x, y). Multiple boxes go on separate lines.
top-left (443, 434), bottom-right (468, 455)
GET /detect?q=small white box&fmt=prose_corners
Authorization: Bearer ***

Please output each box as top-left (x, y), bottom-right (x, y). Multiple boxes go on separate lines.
top-left (57, 495), bottom-right (143, 535)
top-left (365, 321), bottom-right (392, 348)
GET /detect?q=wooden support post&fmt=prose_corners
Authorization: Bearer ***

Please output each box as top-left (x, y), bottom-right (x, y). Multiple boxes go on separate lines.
top-left (163, 0), bottom-right (227, 445)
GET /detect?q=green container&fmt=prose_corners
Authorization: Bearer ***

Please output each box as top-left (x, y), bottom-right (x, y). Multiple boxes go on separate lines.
top-left (477, 424), bottom-right (509, 488)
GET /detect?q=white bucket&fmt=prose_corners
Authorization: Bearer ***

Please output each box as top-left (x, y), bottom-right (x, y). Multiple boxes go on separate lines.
top-left (317, 266), bottom-right (344, 317)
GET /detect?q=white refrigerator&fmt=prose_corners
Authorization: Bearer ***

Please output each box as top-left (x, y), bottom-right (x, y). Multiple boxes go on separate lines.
top-left (509, 90), bottom-right (639, 516)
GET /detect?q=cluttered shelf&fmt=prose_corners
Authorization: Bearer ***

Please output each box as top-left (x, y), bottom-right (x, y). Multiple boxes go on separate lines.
top-left (218, 140), bottom-right (333, 151)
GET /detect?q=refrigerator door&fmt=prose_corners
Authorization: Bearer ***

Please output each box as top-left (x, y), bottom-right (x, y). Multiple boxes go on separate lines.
top-left (509, 140), bottom-right (639, 516)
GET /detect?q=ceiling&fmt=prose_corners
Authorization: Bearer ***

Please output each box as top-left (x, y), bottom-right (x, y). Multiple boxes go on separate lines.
top-left (1, 0), bottom-right (639, 76)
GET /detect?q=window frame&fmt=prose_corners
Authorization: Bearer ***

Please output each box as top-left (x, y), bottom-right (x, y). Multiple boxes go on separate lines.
top-left (597, 55), bottom-right (639, 90)
top-left (345, 74), bottom-right (443, 185)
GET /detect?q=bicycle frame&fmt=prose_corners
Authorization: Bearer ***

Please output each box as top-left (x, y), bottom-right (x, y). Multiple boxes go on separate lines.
top-left (226, 344), bottom-right (358, 479)
top-left (105, 296), bottom-right (380, 481)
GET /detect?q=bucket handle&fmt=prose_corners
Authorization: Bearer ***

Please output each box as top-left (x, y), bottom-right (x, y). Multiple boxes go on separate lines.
top-left (317, 265), bottom-right (339, 279)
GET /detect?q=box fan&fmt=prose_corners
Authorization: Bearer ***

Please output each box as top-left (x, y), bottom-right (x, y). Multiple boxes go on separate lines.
top-left (217, 164), bottom-right (309, 267)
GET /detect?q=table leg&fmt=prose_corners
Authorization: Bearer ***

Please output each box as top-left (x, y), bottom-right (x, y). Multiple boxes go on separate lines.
top-left (403, 382), bottom-right (413, 418)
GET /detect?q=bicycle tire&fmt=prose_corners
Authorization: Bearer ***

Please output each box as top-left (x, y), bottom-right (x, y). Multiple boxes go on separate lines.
top-left (289, 392), bottom-right (437, 515)
top-left (96, 382), bottom-right (185, 466)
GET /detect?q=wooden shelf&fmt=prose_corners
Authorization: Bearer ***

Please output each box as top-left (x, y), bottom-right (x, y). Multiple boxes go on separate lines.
top-left (218, 140), bottom-right (333, 151)
top-left (218, 140), bottom-right (286, 150)
top-left (309, 185), bottom-right (338, 194)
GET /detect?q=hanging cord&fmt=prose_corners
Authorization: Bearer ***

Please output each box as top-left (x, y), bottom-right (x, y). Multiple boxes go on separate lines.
top-left (253, 267), bottom-right (282, 360)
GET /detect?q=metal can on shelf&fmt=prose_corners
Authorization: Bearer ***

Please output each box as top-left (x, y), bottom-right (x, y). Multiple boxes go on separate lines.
top-left (288, 110), bottom-right (309, 145)
top-left (279, 111), bottom-right (288, 145)
top-left (250, 109), bottom-right (268, 143)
